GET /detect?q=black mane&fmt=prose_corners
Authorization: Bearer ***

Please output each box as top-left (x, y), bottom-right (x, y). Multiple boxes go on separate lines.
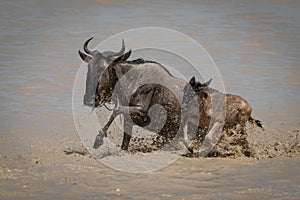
top-left (125, 58), bottom-right (159, 65)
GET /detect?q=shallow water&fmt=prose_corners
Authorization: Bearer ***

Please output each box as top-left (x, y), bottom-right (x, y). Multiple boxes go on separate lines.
top-left (0, 0), bottom-right (300, 199)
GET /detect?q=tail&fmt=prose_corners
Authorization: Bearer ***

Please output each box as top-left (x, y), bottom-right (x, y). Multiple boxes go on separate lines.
top-left (249, 117), bottom-right (264, 130)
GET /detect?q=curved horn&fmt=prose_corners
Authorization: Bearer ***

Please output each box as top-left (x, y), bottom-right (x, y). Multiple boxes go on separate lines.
top-left (83, 37), bottom-right (93, 55)
top-left (78, 50), bottom-right (92, 63)
top-left (110, 49), bottom-right (132, 66)
top-left (118, 39), bottom-right (125, 56)
top-left (103, 39), bottom-right (125, 57)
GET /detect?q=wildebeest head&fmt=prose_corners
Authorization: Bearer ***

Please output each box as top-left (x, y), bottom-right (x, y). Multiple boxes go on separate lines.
top-left (78, 37), bottom-right (125, 107)
top-left (96, 50), bottom-right (132, 107)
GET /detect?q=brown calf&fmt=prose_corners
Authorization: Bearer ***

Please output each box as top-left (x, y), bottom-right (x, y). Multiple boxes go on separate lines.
top-left (182, 76), bottom-right (263, 155)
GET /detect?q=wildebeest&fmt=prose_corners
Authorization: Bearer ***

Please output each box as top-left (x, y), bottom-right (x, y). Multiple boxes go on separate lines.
top-left (182, 76), bottom-right (263, 155)
top-left (78, 38), bottom-right (186, 150)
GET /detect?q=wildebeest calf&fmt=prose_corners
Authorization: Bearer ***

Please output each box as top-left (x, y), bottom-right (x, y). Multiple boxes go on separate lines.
top-left (182, 76), bottom-right (263, 156)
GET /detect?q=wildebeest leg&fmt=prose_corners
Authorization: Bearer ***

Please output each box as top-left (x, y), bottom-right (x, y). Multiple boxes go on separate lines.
top-left (102, 110), bottom-right (120, 135)
top-left (129, 86), bottom-right (155, 125)
top-left (116, 105), bottom-right (150, 150)
top-left (198, 121), bottom-right (224, 157)
top-left (93, 108), bottom-right (122, 149)
top-left (93, 106), bottom-right (143, 149)
top-left (121, 117), bottom-right (132, 150)
top-left (101, 105), bottom-right (142, 134)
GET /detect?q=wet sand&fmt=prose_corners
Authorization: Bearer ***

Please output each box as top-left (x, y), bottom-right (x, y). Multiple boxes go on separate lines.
top-left (1, 128), bottom-right (299, 199)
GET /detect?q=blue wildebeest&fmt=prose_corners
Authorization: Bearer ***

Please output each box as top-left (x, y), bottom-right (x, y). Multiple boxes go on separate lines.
top-left (78, 38), bottom-right (186, 150)
top-left (182, 76), bottom-right (263, 155)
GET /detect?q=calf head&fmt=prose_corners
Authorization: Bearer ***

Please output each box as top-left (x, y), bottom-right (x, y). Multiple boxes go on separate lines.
top-left (189, 76), bottom-right (212, 99)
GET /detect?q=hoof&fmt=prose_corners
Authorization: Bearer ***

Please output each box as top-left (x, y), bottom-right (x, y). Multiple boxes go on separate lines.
top-left (121, 146), bottom-right (129, 151)
top-left (188, 147), bottom-right (194, 154)
top-left (93, 131), bottom-right (106, 149)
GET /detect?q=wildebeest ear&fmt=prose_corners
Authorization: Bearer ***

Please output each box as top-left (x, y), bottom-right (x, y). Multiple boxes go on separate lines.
top-left (202, 78), bottom-right (212, 87)
top-left (78, 50), bottom-right (92, 63)
top-left (121, 49), bottom-right (131, 61)
top-left (111, 49), bottom-right (132, 65)
top-left (189, 76), bottom-right (196, 87)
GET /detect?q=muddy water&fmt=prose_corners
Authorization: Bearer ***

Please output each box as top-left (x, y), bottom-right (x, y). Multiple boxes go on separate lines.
top-left (0, 0), bottom-right (300, 199)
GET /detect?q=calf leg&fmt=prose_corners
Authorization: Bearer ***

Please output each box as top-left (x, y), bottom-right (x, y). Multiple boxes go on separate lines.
top-left (183, 123), bottom-right (189, 149)
top-left (182, 121), bottom-right (194, 153)
top-left (198, 121), bottom-right (224, 157)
